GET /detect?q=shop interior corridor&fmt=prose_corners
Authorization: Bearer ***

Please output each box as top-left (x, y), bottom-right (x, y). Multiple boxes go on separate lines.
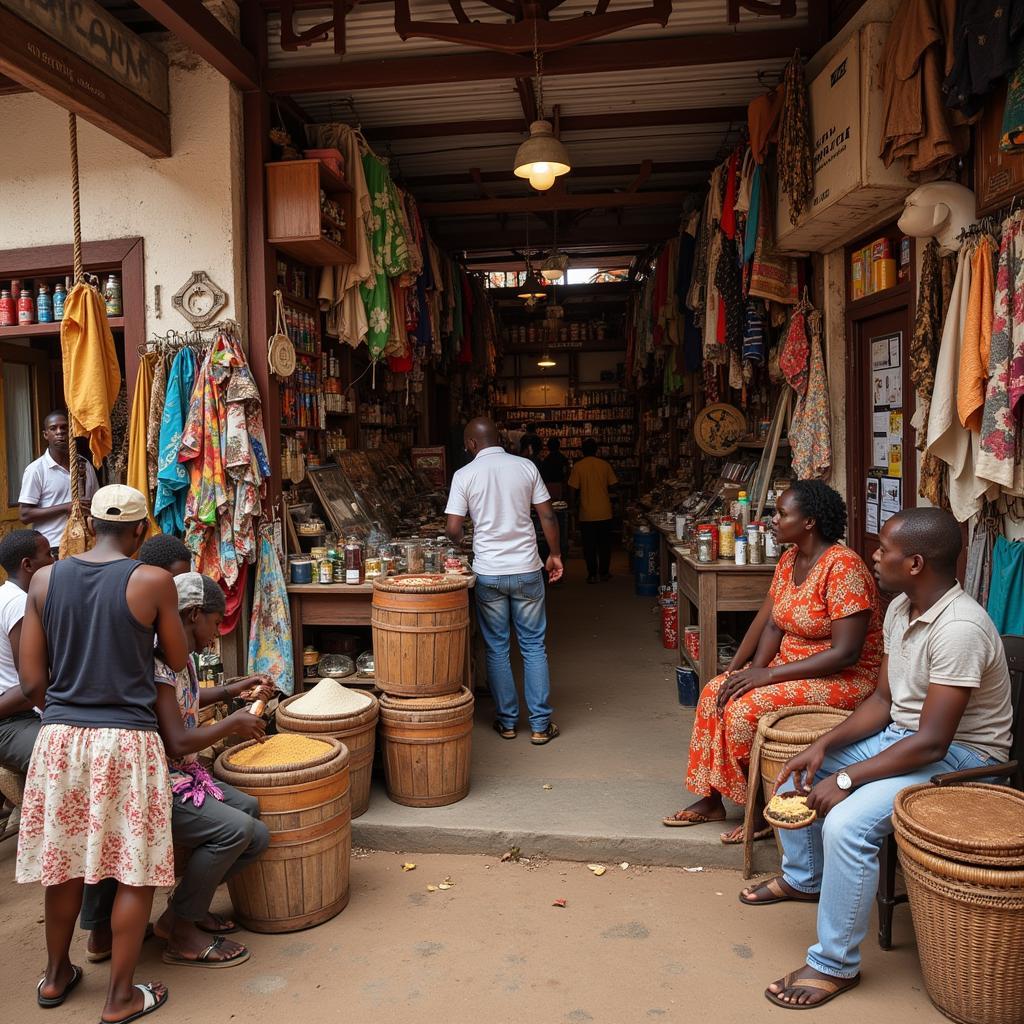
top-left (355, 551), bottom-right (777, 873)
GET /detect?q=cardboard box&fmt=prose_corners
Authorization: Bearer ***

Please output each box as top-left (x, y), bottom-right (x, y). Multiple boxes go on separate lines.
top-left (776, 23), bottom-right (912, 254)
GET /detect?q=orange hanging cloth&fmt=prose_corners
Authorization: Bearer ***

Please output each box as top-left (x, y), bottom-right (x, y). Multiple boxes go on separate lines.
top-left (60, 281), bottom-right (122, 467)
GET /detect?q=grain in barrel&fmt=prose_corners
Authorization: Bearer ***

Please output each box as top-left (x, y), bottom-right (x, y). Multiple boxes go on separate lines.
top-left (214, 735), bottom-right (351, 932)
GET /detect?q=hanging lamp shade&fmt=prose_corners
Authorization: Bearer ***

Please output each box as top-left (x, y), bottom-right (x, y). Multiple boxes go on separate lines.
top-left (514, 120), bottom-right (571, 191)
top-left (517, 270), bottom-right (547, 300)
top-left (537, 352), bottom-right (556, 368)
top-left (540, 251), bottom-right (569, 282)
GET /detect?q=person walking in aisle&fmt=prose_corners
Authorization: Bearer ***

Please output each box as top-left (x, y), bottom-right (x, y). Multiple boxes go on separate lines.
top-left (0, 530), bottom-right (52, 774)
top-left (16, 484), bottom-right (187, 1024)
top-left (539, 438), bottom-right (570, 500)
top-left (569, 437), bottom-right (618, 584)
top-left (19, 411), bottom-right (99, 556)
top-left (446, 417), bottom-right (563, 744)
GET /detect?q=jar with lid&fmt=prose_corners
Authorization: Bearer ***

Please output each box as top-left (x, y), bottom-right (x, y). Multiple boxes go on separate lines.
top-left (765, 528), bottom-right (780, 561)
top-left (364, 549), bottom-right (383, 580)
top-left (422, 540), bottom-right (440, 573)
top-left (344, 536), bottom-right (364, 584)
top-left (696, 526), bottom-right (716, 564)
top-left (318, 556), bottom-right (334, 584)
top-left (718, 517), bottom-right (736, 559)
top-left (103, 274), bottom-right (122, 316)
top-left (403, 538), bottom-right (425, 574)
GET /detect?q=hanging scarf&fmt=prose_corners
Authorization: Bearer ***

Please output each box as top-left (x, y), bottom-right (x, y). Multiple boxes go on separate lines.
top-left (247, 523), bottom-right (295, 696)
top-left (172, 761), bottom-right (224, 807)
top-left (154, 348), bottom-right (196, 535)
top-left (778, 51), bottom-right (814, 224)
top-left (780, 297), bottom-right (811, 396)
top-left (742, 301), bottom-right (766, 364)
top-left (790, 308), bottom-right (832, 479)
top-left (126, 351), bottom-right (158, 535)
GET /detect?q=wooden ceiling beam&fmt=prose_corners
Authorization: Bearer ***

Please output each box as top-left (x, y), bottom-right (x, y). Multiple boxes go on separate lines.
top-left (0, 72), bottom-right (27, 95)
top-left (435, 223), bottom-right (673, 250)
top-left (360, 104), bottom-right (746, 141)
top-left (133, 0), bottom-right (259, 90)
top-left (421, 190), bottom-right (686, 216)
top-left (399, 161), bottom-right (713, 188)
top-left (265, 26), bottom-right (820, 93)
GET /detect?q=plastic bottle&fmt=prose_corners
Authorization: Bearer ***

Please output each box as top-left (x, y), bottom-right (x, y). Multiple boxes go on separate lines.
top-left (737, 491), bottom-right (751, 530)
top-left (36, 284), bottom-right (53, 323)
top-left (52, 282), bottom-right (66, 321)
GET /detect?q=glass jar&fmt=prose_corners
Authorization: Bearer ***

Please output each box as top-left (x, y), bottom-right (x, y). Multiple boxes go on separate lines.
top-left (364, 550), bottom-right (383, 580)
top-left (344, 536), bottom-right (364, 584)
top-left (402, 539), bottom-right (424, 574)
top-left (696, 527), bottom-right (715, 564)
top-left (718, 517), bottom-right (736, 559)
top-left (422, 540), bottom-right (440, 574)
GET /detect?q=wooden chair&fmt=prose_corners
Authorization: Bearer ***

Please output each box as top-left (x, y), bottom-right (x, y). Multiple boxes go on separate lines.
top-left (876, 634), bottom-right (1024, 950)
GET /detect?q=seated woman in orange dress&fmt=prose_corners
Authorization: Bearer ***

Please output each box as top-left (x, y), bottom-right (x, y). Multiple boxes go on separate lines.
top-left (663, 481), bottom-right (883, 843)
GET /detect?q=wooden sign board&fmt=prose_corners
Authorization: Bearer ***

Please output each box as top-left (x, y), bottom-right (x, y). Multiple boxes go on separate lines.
top-left (0, 2), bottom-right (170, 158)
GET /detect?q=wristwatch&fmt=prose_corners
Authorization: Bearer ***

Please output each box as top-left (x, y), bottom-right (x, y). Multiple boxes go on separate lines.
top-left (836, 771), bottom-right (854, 791)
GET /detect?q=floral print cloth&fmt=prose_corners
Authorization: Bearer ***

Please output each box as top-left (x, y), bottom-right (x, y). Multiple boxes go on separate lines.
top-left (179, 332), bottom-right (270, 587)
top-left (247, 523), bottom-right (294, 696)
top-left (685, 545), bottom-right (881, 805)
top-left (978, 212), bottom-right (1024, 496)
top-left (790, 308), bottom-right (832, 479)
top-left (154, 348), bottom-right (196, 535)
top-left (16, 724), bottom-right (174, 887)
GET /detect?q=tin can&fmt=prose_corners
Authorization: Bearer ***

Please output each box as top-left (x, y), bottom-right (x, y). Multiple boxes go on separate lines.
top-left (765, 529), bottom-right (780, 561)
top-left (289, 558), bottom-right (313, 584)
top-left (676, 666), bottom-right (699, 707)
top-left (303, 646), bottom-right (320, 680)
top-left (0, 289), bottom-right (14, 327)
top-left (333, 560), bottom-right (346, 583)
top-left (683, 626), bottom-right (701, 662)
top-left (696, 526), bottom-right (715, 563)
top-left (318, 557), bottom-right (333, 584)
top-left (661, 600), bottom-right (678, 650)
top-left (718, 517), bottom-right (736, 559)
top-left (17, 289), bottom-right (34, 325)
top-left (103, 274), bottom-right (122, 317)
top-left (734, 537), bottom-right (748, 565)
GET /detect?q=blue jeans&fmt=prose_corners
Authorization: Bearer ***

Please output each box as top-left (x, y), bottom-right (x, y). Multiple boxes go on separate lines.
top-left (779, 725), bottom-right (997, 979)
top-left (475, 571), bottom-right (553, 732)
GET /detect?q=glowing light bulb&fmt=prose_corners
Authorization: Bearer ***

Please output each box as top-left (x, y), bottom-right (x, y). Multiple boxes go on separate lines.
top-left (528, 163), bottom-right (556, 191)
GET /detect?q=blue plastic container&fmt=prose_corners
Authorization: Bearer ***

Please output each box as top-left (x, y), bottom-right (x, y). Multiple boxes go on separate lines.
top-left (676, 666), bottom-right (699, 706)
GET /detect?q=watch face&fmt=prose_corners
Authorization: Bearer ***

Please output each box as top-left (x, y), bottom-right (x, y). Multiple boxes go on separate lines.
top-left (837, 771), bottom-right (852, 790)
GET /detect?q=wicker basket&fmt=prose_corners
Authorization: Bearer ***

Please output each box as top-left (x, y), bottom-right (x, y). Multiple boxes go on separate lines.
top-left (372, 574), bottom-right (470, 594)
top-left (895, 829), bottom-right (1024, 1024)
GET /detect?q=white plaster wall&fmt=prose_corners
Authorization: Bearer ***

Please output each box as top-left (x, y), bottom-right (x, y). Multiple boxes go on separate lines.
top-left (0, 46), bottom-right (245, 338)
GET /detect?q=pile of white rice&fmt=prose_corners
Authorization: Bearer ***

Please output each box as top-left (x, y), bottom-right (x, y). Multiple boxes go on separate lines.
top-left (288, 677), bottom-right (374, 716)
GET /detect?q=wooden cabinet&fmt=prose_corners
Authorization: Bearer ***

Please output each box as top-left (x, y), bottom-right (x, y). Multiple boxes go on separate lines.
top-left (266, 160), bottom-right (355, 266)
top-left (975, 82), bottom-right (1024, 217)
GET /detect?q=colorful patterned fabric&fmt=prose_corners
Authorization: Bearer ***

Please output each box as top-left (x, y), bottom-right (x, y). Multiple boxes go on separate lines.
top-left (146, 355), bottom-right (168, 492)
top-left (778, 53), bottom-right (814, 223)
top-left (978, 212), bottom-right (1024, 494)
top-left (685, 545), bottom-right (882, 805)
top-left (361, 152), bottom-right (392, 361)
top-left (155, 655), bottom-right (199, 777)
top-left (180, 332), bottom-right (270, 587)
top-left (16, 723), bottom-right (174, 887)
top-left (790, 308), bottom-right (832, 479)
top-left (1001, 58), bottom-right (1024, 151)
top-left (247, 523), bottom-right (294, 696)
top-left (780, 301), bottom-right (810, 395)
top-left (154, 348), bottom-right (196, 535)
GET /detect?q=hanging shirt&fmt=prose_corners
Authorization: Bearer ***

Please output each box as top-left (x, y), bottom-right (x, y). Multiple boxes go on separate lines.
top-left (957, 235), bottom-right (995, 432)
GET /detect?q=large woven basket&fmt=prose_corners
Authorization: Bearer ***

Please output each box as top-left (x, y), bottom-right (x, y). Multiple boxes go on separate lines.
top-left (895, 829), bottom-right (1024, 1024)
top-left (372, 573), bottom-right (469, 594)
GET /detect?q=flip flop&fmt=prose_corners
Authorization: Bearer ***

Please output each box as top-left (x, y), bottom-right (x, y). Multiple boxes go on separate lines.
top-left (196, 914), bottom-right (239, 936)
top-left (661, 810), bottom-right (727, 828)
top-left (721, 825), bottom-right (773, 845)
top-left (739, 876), bottom-right (820, 906)
top-left (101, 982), bottom-right (168, 1024)
top-left (87, 923), bottom-right (156, 964)
top-left (37, 964), bottom-right (83, 1008)
top-left (162, 935), bottom-right (250, 969)
top-left (764, 970), bottom-right (860, 1009)
top-left (493, 721), bottom-right (517, 740)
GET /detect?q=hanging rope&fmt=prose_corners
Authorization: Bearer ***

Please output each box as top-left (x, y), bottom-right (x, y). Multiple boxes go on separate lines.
top-left (69, 112), bottom-right (84, 285)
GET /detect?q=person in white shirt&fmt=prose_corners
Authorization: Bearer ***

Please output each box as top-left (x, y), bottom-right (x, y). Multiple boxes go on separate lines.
top-left (445, 417), bottom-right (564, 745)
top-left (0, 529), bottom-right (53, 773)
top-left (19, 410), bottom-right (98, 553)
top-left (741, 508), bottom-right (1013, 1010)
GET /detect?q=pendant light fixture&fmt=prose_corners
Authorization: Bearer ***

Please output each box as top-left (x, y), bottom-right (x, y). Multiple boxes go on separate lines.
top-left (537, 280), bottom-right (563, 367)
top-left (514, 21), bottom-right (571, 191)
top-left (540, 212), bottom-right (569, 282)
top-left (517, 213), bottom-right (547, 302)
top-left (537, 352), bottom-right (556, 368)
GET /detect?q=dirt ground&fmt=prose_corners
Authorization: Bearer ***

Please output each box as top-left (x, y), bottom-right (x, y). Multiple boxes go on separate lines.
top-left (1, 845), bottom-right (946, 1024)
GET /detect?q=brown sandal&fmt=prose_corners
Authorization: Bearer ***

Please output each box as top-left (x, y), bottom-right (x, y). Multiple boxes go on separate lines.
top-left (661, 809), bottom-right (727, 828)
top-left (721, 825), bottom-right (773, 845)
top-left (764, 970), bottom-right (860, 1009)
top-left (739, 876), bottom-right (819, 906)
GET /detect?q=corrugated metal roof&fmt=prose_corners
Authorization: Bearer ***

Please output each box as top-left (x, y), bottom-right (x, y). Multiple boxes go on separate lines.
top-left (268, 0), bottom-right (808, 66)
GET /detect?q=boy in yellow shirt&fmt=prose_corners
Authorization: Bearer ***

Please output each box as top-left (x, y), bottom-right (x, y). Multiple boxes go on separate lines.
top-left (568, 438), bottom-right (618, 583)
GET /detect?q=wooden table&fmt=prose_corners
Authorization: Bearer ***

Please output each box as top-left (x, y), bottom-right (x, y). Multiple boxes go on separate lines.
top-left (674, 552), bottom-right (775, 685)
top-left (287, 578), bottom-right (478, 691)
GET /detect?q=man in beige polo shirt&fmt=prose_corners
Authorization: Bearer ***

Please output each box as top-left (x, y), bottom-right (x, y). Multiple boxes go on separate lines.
top-left (738, 507), bottom-right (1013, 1010)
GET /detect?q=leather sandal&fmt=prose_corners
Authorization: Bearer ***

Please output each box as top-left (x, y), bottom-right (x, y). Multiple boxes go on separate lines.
top-left (530, 723), bottom-right (560, 745)
top-left (765, 970), bottom-right (860, 1009)
top-left (493, 721), bottom-right (516, 740)
top-left (739, 876), bottom-right (820, 906)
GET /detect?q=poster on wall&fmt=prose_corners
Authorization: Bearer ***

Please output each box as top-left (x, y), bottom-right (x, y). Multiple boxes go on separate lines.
top-left (870, 332), bottom-right (903, 474)
top-left (865, 477), bottom-right (880, 535)
top-left (872, 334), bottom-right (901, 370)
top-left (881, 476), bottom-right (902, 513)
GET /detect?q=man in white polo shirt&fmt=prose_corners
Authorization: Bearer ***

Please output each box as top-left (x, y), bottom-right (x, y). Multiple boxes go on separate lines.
top-left (446, 417), bottom-right (564, 745)
top-left (740, 507), bottom-right (1013, 1009)
top-left (19, 410), bottom-right (98, 554)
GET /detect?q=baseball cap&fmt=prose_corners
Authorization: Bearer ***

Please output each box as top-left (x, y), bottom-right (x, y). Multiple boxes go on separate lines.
top-left (173, 572), bottom-right (206, 611)
top-left (90, 484), bottom-right (148, 522)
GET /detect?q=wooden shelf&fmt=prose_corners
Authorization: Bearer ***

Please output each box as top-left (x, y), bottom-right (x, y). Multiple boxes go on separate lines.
top-left (266, 160), bottom-right (355, 268)
top-left (280, 291), bottom-right (318, 312)
top-left (0, 317), bottom-right (124, 339)
top-left (281, 422), bottom-right (325, 432)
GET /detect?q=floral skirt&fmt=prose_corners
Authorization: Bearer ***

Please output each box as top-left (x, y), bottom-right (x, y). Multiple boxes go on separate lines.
top-left (16, 724), bottom-right (175, 887)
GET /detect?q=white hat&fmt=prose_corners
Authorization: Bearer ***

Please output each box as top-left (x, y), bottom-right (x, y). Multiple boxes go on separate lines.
top-left (173, 572), bottom-right (206, 611)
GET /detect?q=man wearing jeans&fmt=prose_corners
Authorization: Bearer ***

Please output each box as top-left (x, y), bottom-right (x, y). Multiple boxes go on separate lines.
top-left (446, 417), bottom-right (564, 745)
top-left (740, 508), bottom-right (1012, 1009)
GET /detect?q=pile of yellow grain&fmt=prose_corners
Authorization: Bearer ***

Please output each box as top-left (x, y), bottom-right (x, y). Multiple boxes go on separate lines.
top-left (228, 734), bottom-right (331, 768)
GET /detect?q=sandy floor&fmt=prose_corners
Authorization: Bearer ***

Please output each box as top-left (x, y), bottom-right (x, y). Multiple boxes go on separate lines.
top-left (0, 844), bottom-right (945, 1024)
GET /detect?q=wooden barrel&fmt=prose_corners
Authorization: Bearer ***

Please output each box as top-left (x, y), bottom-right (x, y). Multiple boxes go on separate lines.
top-left (371, 575), bottom-right (470, 698)
top-left (213, 735), bottom-right (351, 933)
top-left (758, 707), bottom-right (851, 804)
top-left (275, 691), bottom-right (379, 819)
top-left (378, 687), bottom-right (474, 807)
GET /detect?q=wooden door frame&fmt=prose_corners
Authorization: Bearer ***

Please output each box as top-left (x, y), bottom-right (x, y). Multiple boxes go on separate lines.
top-left (843, 235), bottom-right (917, 554)
top-left (0, 343), bottom-right (51, 527)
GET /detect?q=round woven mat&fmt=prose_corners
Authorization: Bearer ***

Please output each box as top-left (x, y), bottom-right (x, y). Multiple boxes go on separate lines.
top-left (379, 686), bottom-right (473, 712)
top-left (373, 573), bottom-right (470, 594)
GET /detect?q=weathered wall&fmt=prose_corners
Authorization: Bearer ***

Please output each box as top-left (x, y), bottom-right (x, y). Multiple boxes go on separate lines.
top-left (0, 42), bottom-right (245, 337)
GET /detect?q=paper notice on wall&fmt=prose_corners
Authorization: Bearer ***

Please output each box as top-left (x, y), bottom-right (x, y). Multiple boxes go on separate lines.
top-left (873, 369), bottom-right (902, 408)
top-left (873, 410), bottom-right (890, 433)
top-left (881, 477), bottom-right (902, 513)
top-left (888, 443), bottom-right (903, 478)
top-left (888, 410), bottom-right (903, 438)
top-left (866, 501), bottom-right (880, 535)
top-left (872, 336), bottom-right (894, 370)
top-left (873, 435), bottom-right (889, 467)
top-left (880, 505), bottom-right (897, 527)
